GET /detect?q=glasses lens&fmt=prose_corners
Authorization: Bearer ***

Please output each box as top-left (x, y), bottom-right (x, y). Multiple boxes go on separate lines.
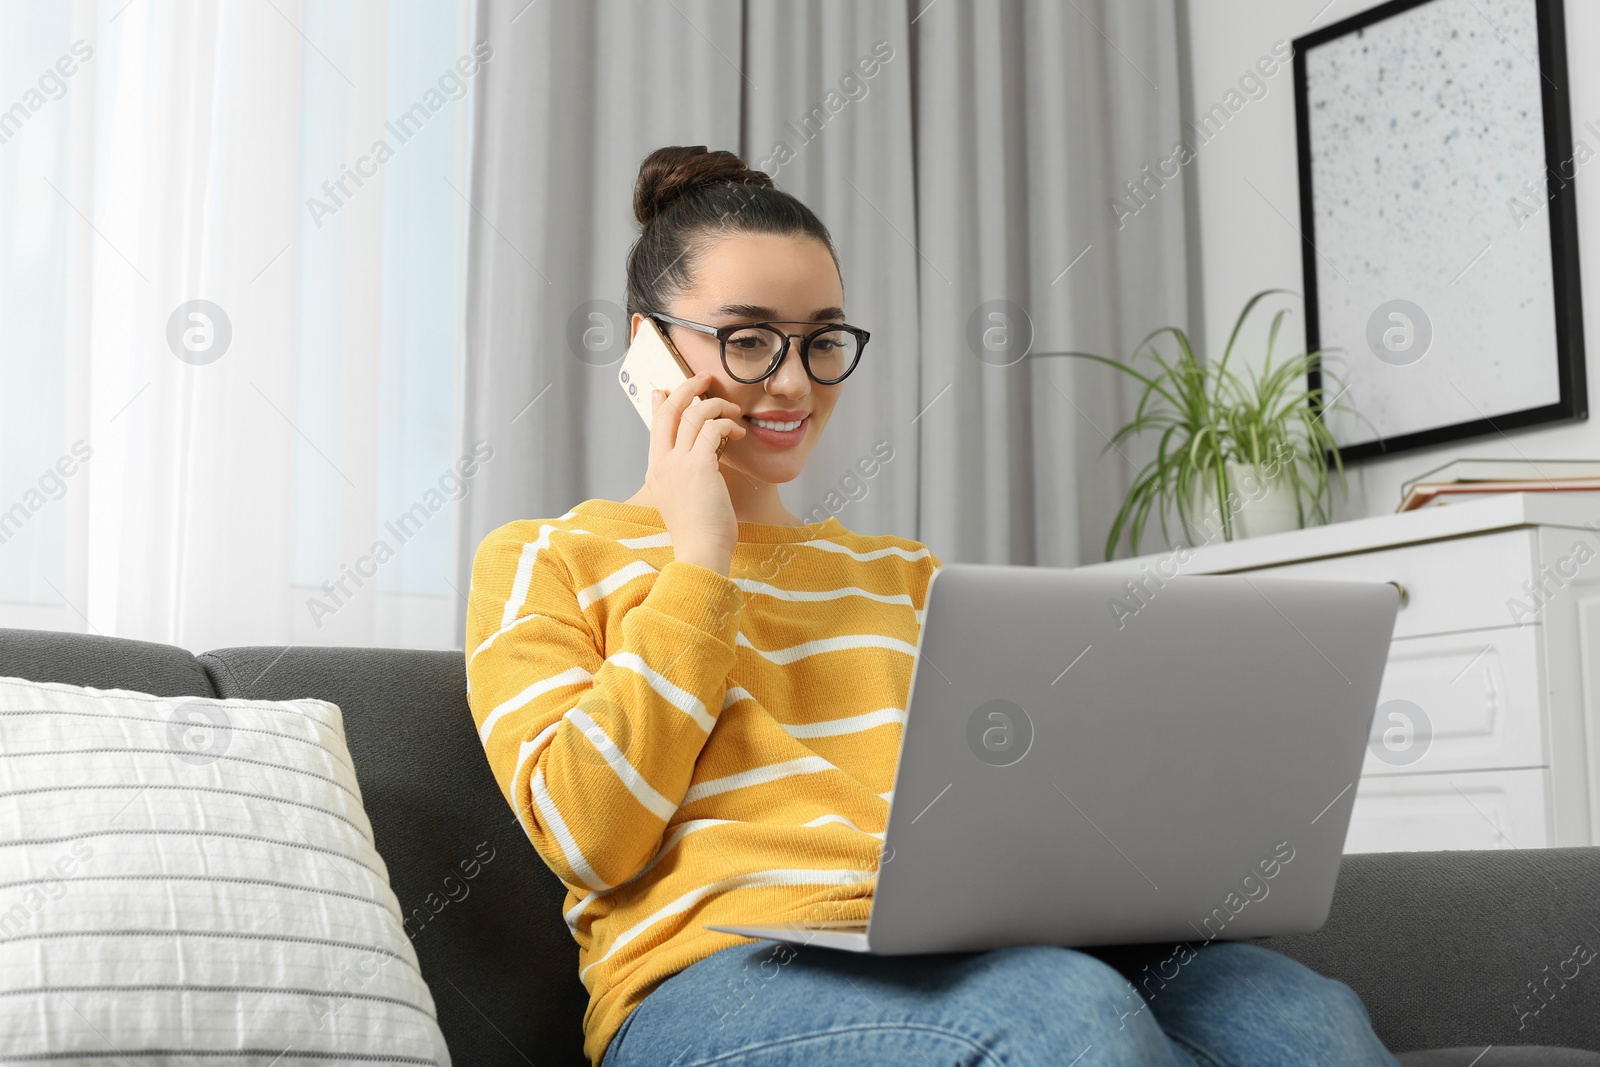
top-left (805, 328), bottom-right (862, 383)
top-left (724, 326), bottom-right (786, 381)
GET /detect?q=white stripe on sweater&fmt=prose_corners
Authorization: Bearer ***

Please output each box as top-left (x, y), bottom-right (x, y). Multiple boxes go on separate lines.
top-left (566, 706), bottom-right (675, 821)
top-left (607, 651), bottom-right (716, 732)
top-left (469, 609), bottom-right (546, 664)
top-left (510, 721), bottom-right (563, 805)
top-left (533, 766), bottom-right (609, 893)
top-left (478, 666), bottom-right (593, 744)
top-left (501, 541), bottom-right (541, 632)
top-left (682, 755), bottom-right (836, 805)
top-left (498, 524), bottom-right (585, 630)
top-left (561, 525), bottom-right (669, 551)
top-left (803, 813), bottom-right (887, 839)
top-left (722, 686), bottom-right (755, 710)
top-left (580, 866), bottom-right (875, 981)
top-left (577, 559), bottom-right (659, 610)
top-left (510, 708), bottom-right (677, 848)
top-left (492, 521), bottom-right (595, 630)
top-left (803, 539), bottom-right (931, 563)
top-left (564, 818), bottom-right (734, 933)
top-left (617, 531), bottom-right (673, 549)
top-left (731, 579), bottom-right (914, 609)
top-left (507, 727), bottom-right (557, 838)
top-left (782, 707), bottom-right (907, 738)
top-left (736, 631), bottom-right (918, 665)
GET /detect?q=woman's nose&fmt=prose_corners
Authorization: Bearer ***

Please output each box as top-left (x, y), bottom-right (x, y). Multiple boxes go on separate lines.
top-left (766, 339), bottom-right (812, 395)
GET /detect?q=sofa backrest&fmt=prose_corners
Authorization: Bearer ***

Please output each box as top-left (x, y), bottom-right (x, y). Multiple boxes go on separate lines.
top-left (0, 628), bottom-right (588, 1067)
top-left (0, 626), bottom-right (218, 698)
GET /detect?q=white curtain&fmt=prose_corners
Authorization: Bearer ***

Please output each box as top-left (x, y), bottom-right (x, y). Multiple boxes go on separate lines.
top-left (0, 0), bottom-right (478, 653)
top-left (456, 0), bottom-right (1191, 636)
top-left (456, 0), bottom-right (744, 539)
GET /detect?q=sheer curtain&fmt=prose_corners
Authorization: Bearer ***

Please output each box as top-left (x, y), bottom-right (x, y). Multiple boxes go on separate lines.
top-left (0, 0), bottom-right (478, 652)
top-left (455, 0), bottom-right (1191, 639)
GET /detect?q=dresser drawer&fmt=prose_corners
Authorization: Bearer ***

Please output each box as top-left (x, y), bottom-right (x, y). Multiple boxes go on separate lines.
top-left (1362, 625), bottom-right (1545, 776)
top-left (1343, 767), bottom-right (1550, 852)
top-left (1244, 528), bottom-right (1536, 639)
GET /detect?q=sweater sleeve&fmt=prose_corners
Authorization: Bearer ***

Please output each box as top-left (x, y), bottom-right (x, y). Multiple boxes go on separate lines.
top-left (463, 524), bottom-right (744, 892)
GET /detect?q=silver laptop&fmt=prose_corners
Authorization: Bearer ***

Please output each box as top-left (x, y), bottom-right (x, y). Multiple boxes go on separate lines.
top-left (708, 561), bottom-right (1400, 954)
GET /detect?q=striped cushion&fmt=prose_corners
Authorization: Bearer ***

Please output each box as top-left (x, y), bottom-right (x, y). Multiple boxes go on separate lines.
top-left (0, 675), bottom-right (452, 1065)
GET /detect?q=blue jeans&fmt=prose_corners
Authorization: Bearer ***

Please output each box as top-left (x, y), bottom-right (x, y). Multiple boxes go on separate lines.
top-left (601, 938), bottom-right (1400, 1066)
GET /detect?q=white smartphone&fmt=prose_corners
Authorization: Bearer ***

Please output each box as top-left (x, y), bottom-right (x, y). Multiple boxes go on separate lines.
top-left (618, 316), bottom-right (694, 428)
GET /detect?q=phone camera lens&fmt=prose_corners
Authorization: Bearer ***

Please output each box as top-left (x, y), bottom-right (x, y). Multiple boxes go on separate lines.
top-left (627, 383), bottom-right (636, 395)
top-left (620, 370), bottom-right (630, 382)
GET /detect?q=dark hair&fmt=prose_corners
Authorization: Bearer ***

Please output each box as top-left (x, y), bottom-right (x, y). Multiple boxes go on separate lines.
top-left (624, 146), bottom-right (840, 321)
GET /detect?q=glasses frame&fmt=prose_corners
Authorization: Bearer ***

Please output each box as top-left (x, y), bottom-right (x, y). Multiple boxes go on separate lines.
top-left (647, 311), bottom-right (870, 385)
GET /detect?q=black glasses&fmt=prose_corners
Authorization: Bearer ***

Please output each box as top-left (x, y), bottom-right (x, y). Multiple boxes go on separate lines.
top-left (648, 312), bottom-right (869, 385)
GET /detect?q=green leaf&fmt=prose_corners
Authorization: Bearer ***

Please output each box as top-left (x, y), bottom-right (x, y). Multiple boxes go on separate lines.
top-left (1068, 288), bottom-right (1359, 558)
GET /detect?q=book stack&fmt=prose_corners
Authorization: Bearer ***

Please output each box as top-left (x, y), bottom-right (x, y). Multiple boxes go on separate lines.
top-left (1397, 459), bottom-right (1600, 512)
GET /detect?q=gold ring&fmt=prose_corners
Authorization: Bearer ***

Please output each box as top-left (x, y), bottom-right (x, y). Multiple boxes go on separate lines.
top-left (715, 435), bottom-right (729, 457)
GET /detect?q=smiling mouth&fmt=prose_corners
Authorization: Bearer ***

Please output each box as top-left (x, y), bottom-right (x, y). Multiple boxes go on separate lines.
top-left (745, 415), bottom-right (809, 432)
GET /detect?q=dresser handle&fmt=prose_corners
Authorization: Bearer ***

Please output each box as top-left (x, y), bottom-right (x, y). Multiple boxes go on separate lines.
top-left (1386, 580), bottom-right (1408, 607)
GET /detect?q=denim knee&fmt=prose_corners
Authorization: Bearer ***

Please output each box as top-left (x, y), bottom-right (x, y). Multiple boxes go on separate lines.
top-left (1207, 942), bottom-right (1373, 1019)
top-left (965, 945), bottom-right (1193, 1065)
top-left (1152, 940), bottom-right (1395, 1066)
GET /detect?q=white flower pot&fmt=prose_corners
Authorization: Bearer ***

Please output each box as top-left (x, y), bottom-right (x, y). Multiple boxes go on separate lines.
top-left (1182, 461), bottom-right (1303, 546)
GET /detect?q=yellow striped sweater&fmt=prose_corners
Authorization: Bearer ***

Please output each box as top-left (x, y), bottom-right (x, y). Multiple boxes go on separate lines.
top-left (463, 497), bottom-right (941, 1065)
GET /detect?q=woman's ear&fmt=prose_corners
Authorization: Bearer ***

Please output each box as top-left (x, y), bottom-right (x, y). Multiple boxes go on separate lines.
top-left (629, 313), bottom-right (643, 343)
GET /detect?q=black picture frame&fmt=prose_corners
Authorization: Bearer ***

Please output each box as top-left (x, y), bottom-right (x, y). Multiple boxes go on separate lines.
top-left (1294, 0), bottom-right (1586, 464)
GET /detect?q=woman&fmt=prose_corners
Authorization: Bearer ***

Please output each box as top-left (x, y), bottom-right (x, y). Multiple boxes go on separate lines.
top-left (464, 145), bottom-right (1399, 1067)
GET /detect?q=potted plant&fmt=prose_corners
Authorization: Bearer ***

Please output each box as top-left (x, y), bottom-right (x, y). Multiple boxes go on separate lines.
top-left (1031, 289), bottom-right (1369, 561)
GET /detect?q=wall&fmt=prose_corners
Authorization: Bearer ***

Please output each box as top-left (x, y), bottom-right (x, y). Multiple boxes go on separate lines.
top-left (1182, 0), bottom-right (1600, 521)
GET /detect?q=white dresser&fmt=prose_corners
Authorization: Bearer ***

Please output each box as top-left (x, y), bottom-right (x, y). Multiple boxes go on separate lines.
top-left (1076, 492), bottom-right (1600, 853)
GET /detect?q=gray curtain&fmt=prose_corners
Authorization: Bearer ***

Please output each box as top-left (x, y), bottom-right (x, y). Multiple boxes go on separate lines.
top-left (456, 0), bottom-right (1190, 637)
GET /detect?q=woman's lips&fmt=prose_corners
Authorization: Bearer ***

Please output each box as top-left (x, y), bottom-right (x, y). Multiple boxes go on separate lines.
top-left (741, 414), bottom-right (809, 449)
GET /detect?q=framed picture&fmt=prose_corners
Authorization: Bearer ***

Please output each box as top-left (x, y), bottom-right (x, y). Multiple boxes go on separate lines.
top-left (1293, 0), bottom-right (1586, 462)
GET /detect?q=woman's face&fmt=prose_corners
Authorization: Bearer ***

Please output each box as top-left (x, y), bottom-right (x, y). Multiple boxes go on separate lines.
top-left (630, 231), bottom-right (846, 487)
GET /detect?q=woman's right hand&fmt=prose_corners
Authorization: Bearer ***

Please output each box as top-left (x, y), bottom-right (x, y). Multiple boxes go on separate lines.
top-left (647, 373), bottom-right (747, 576)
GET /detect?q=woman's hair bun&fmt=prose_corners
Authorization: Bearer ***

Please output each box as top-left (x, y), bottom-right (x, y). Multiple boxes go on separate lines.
top-left (633, 146), bottom-right (774, 227)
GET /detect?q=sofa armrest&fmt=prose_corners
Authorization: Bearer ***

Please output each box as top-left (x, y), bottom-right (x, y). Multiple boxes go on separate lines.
top-left (1259, 847), bottom-right (1600, 1055)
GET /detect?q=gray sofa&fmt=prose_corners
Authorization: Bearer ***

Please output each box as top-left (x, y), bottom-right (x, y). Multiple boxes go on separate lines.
top-left (3, 625), bottom-right (1598, 1066)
